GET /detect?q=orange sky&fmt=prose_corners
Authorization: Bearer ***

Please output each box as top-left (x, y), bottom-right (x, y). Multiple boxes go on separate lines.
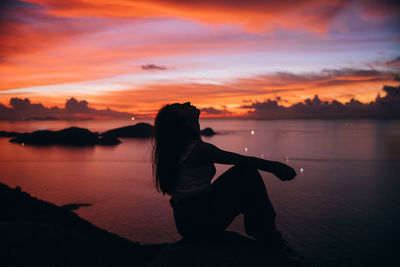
top-left (0, 0), bottom-right (399, 117)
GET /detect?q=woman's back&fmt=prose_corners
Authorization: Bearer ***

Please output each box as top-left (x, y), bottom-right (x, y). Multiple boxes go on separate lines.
top-left (173, 139), bottom-right (216, 200)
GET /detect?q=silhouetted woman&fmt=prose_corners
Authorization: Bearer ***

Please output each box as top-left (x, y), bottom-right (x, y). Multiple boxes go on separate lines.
top-left (153, 102), bottom-right (296, 248)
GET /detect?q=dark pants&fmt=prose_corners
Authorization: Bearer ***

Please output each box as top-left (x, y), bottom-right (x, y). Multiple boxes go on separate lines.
top-left (170, 165), bottom-right (277, 241)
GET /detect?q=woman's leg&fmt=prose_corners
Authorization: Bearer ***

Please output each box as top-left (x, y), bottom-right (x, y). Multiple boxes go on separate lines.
top-left (207, 165), bottom-right (279, 241)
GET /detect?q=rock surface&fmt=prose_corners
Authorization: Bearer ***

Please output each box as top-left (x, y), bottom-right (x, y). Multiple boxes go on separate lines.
top-left (60, 203), bottom-right (92, 211)
top-left (0, 183), bottom-right (166, 267)
top-left (149, 231), bottom-right (301, 267)
top-left (0, 182), bottom-right (306, 267)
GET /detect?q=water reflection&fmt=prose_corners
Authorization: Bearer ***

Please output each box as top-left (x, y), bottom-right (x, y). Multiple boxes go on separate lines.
top-left (0, 119), bottom-right (399, 265)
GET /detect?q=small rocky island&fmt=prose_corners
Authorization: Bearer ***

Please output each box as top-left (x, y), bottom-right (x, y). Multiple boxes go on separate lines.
top-left (0, 122), bottom-right (216, 146)
top-left (200, 127), bottom-right (216, 136)
top-left (0, 183), bottom-right (303, 267)
top-left (101, 123), bottom-right (217, 138)
top-left (101, 122), bottom-right (154, 138)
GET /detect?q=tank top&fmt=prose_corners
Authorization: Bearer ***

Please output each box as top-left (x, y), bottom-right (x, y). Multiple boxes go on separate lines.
top-left (172, 140), bottom-right (216, 200)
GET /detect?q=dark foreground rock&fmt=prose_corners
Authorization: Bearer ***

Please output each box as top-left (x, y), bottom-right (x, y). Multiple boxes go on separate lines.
top-left (200, 127), bottom-right (216, 136)
top-left (60, 203), bottom-right (92, 211)
top-left (0, 183), bottom-right (166, 267)
top-left (102, 122), bottom-right (154, 138)
top-left (0, 182), bottom-right (305, 267)
top-left (9, 127), bottom-right (120, 146)
top-left (149, 231), bottom-right (301, 267)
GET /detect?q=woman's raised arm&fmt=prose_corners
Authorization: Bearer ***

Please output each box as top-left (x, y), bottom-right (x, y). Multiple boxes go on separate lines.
top-left (198, 141), bottom-right (296, 181)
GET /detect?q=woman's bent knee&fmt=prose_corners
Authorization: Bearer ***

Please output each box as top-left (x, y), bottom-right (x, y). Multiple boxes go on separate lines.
top-left (213, 166), bottom-right (264, 192)
top-left (229, 165), bottom-right (260, 177)
top-left (228, 165), bottom-right (256, 174)
top-left (226, 165), bottom-right (262, 185)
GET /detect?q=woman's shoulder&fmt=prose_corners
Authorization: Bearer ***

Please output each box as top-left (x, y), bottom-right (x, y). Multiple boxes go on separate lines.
top-left (196, 140), bottom-right (216, 151)
top-left (183, 140), bottom-right (215, 165)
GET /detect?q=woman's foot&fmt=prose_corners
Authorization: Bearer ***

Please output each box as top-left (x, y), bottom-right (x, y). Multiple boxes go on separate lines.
top-left (256, 231), bottom-right (300, 259)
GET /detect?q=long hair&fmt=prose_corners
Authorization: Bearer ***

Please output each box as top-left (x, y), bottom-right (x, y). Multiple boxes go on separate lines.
top-left (152, 104), bottom-right (200, 195)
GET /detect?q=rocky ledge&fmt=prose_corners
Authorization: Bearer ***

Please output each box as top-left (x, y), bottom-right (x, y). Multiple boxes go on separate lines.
top-left (150, 231), bottom-right (303, 267)
top-left (0, 183), bottom-right (166, 267)
top-left (0, 182), bottom-right (305, 266)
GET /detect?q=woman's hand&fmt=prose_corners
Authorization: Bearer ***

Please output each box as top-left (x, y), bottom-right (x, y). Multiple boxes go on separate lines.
top-left (272, 162), bottom-right (297, 181)
top-left (199, 142), bottom-right (297, 181)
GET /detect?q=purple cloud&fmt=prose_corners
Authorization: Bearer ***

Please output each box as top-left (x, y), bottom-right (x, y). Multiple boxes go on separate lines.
top-left (200, 106), bottom-right (232, 116)
top-left (241, 85), bottom-right (400, 119)
top-left (0, 97), bottom-right (135, 120)
top-left (141, 64), bottom-right (167, 71)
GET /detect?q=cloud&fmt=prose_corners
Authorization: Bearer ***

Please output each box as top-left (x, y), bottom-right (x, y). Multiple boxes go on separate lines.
top-left (20, 0), bottom-right (400, 32)
top-left (89, 67), bottom-right (398, 116)
top-left (1, 0), bottom-right (398, 93)
top-left (240, 85), bottom-right (400, 119)
top-left (141, 64), bottom-right (167, 71)
top-left (255, 68), bottom-right (395, 85)
top-left (0, 0), bottom-right (134, 90)
top-left (368, 55), bottom-right (400, 71)
top-left (1, 85), bottom-right (399, 120)
top-left (65, 98), bottom-right (91, 113)
top-left (358, 0), bottom-right (400, 16)
top-left (200, 106), bottom-right (232, 116)
top-left (0, 97), bottom-right (135, 120)
top-left (0, 0), bottom-right (106, 59)
top-left (235, 68), bottom-right (398, 102)
top-left (21, 0), bottom-right (347, 33)
top-left (386, 56), bottom-right (400, 67)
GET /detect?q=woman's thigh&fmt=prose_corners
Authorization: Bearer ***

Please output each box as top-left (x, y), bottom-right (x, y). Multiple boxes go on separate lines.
top-left (172, 166), bottom-right (256, 238)
top-left (206, 166), bottom-right (252, 230)
top-left (172, 192), bottom-right (222, 239)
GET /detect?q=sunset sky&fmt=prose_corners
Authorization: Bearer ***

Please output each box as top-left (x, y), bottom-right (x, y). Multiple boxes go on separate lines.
top-left (1, 0), bottom-right (399, 117)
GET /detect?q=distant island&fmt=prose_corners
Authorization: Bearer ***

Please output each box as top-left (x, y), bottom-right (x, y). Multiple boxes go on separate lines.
top-left (0, 123), bottom-right (216, 146)
top-left (101, 122), bottom-right (154, 138)
top-left (8, 127), bottom-right (121, 146)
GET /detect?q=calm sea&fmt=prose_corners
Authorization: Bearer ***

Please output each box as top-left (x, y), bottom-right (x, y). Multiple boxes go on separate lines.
top-left (1, 119), bottom-right (399, 266)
